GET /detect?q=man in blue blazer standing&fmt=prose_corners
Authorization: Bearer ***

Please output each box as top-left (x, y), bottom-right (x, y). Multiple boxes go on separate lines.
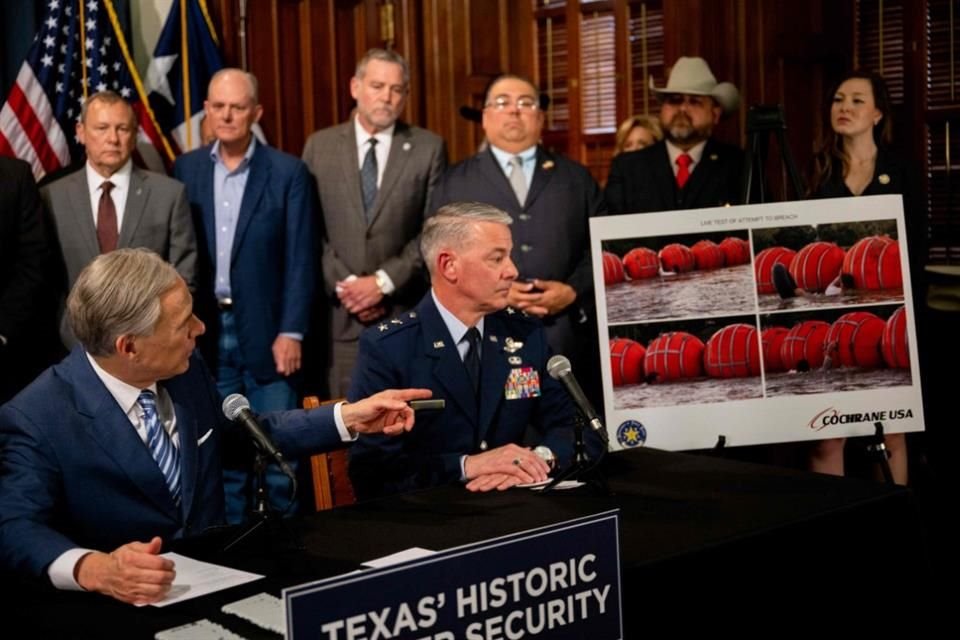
top-left (0, 249), bottom-right (429, 605)
top-left (348, 202), bottom-right (581, 499)
top-left (174, 69), bottom-right (316, 522)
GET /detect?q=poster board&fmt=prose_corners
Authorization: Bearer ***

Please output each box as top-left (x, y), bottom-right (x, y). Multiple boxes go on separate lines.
top-left (591, 195), bottom-right (924, 451)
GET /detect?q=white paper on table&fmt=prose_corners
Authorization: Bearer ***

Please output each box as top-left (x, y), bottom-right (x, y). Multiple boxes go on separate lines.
top-left (361, 547), bottom-right (435, 568)
top-left (222, 592), bottom-right (285, 636)
top-left (154, 618), bottom-right (247, 640)
top-left (145, 552), bottom-right (264, 608)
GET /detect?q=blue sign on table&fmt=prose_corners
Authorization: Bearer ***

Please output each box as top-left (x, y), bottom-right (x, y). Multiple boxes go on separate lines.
top-left (284, 510), bottom-right (622, 639)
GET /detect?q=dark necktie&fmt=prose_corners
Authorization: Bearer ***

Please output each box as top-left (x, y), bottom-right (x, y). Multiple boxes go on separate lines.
top-left (360, 138), bottom-right (379, 221)
top-left (463, 327), bottom-right (481, 394)
top-left (97, 180), bottom-right (118, 253)
top-left (675, 153), bottom-right (692, 190)
top-left (136, 390), bottom-right (182, 506)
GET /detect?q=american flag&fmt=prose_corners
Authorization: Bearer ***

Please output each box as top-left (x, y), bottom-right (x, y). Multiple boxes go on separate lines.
top-left (0, 0), bottom-right (174, 180)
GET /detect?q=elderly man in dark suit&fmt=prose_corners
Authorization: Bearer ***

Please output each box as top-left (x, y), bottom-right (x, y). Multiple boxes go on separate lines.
top-left (40, 91), bottom-right (197, 347)
top-left (430, 74), bottom-right (604, 388)
top-left (174, 69), bottom-right (316, 522)
top-left (0, 157), bottom-right (58, 402)
top-left (605, 56), bottom-right (743, 214)
top-left (0, 248), bottom-right (429, 605)
top-left (302, 49), bottom-right (447, 397)
top-left (348, 202), bottom-right (581, 499)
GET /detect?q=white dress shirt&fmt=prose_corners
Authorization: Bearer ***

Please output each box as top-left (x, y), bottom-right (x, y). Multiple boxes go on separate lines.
top-left (85, 159), bottom-right (132, 232)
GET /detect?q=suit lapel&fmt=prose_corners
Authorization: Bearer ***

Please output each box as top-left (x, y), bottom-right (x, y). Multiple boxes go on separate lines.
top-left (337, 123), bottom-right (366, 225)
top-left (67, 349), bottom-right (181, 519)
top-left (166, 383), bottom-right (199, 522)
top-left (477, 149), bottom-right (521, 208)
top-left (118, 169), bottom-right (147, 248)
top-left (652, 143), bottom-right (678, 209)
top-left (682, 139), bottom-right (720, 206)
top-left (368, 122), bottom-right (410, 224)
top-left (477, 314), bottom-right (511, 441)
top-left (66, 171), bottom-right (100, 259)
top-left (197, 155), bottom-right (217, 261)
top-left (419, 298), bottom-right (478, 425)
top-left (523, 147), bottom-right (555, 209)
top-left (231, 143), bottom-right (269, 262)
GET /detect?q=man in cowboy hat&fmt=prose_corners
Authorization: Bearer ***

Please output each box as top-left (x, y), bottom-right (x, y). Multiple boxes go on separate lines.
top-left (606, 56), bottom-right (743, 214)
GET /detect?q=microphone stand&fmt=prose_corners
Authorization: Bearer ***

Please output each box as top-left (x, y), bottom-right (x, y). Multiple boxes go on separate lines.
top-left (542, 414), bottom-right (609, 495)
top-left (223, 448), bottom-right (301, 553)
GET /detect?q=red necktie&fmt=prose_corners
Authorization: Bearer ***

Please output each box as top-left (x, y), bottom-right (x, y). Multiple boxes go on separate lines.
top-left (675, 153), bottom-right (692, 189)
top-left (97, 181), bottom-right (118, 253)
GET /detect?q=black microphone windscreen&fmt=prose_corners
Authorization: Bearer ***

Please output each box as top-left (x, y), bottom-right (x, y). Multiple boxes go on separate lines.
top-left (222, 393), bottom-right (250, 420)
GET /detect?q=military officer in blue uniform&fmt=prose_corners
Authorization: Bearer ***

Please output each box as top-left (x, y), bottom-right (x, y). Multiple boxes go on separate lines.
top-left (347, 202), bottom-right (578, 499)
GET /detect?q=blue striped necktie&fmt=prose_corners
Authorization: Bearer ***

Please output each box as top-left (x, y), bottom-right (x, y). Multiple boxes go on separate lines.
top-left (137, 390), bottom-right (182, 506)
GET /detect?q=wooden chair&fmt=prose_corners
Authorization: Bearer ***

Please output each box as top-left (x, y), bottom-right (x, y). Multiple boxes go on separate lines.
top-left (303, 396), bottom-right (356, 511)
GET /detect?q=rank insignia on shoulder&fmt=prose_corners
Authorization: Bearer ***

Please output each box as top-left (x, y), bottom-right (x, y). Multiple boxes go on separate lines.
top-left (390, 318), bottom-right (403, 325)
top-left (378, 323), bottom-right (389, 332)
top-left (408, 311), bottom-right (418, 318)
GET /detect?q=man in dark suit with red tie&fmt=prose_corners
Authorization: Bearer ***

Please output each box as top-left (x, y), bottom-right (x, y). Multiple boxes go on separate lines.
top-left (605, 56), bottom-right (743, 214)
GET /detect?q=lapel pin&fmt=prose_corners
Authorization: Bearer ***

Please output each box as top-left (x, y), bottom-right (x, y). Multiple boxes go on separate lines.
top-left (378, 323), bottom-right (388, 332)
top-left (390, 318), bottom-right (403, 325)
top-left (433, 340), bottom-right (445, 349)
top-left (541, 160), bottom-right (554, 170)
top-left (710, 153), bottom-right (718, 161)
top-left (489, 335), bottom-right (498, 343)
top-left (136, 188), bottom-right (142, 195)
top-left (403, 142), bottom-right (411, 151)
top-left (878, 174), bottom-right (891, 185)
top-left (508, 356), bottom-right (522, 365)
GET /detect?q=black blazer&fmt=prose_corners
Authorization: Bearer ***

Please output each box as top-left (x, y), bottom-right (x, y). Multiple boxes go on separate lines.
top-left (605, 139), bottom-right (743, 214)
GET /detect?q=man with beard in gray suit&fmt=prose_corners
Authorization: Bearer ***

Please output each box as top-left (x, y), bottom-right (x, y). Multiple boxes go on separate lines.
top-left (41, 91), bottom-right (196, 348)
top-left (302, 49), bottom-right (447, 396)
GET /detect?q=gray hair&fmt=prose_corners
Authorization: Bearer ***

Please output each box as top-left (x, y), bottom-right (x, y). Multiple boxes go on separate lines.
top-left (208, 68), bottom-right (259, 104)
top-left (80, 90), bottom-right (137, 126)
top-left (355, 48), bottom-right (410, 88)
top-left (68, 248), bottom-right (181, 357)
top-left (421, 202), bottom-right (513, 274)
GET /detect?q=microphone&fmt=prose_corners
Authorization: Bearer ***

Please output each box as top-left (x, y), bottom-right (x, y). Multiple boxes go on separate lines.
top-left (222, 394), bottom-right (296, 480)
top-left (546, 355), bottom-right (608, 444)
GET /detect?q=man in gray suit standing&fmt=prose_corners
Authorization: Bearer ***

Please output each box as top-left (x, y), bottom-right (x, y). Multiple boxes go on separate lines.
top-left (302, 49), bottom-right (447, 396)
top-left (42, 91), bottom-right (197, 347)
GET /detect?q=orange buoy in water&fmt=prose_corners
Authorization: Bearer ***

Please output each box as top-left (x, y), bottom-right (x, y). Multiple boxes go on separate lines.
top-left (824, 311), bottom-right (886, 368)
top-left (789, 241), bottom-right (845, 293)
top-left (704, 323), bottom-right (761, 378)
top-left (761, 326), bottom-right (790, 373)
top-left (644, 331), bottom-right (704, 382)
top-left (610, 338), bottom-right (646, 385)
top-left (755, 246), bottom-right (796, 294)
top-left (780, 320), bottom-right (831, 371)
top-left (720, 237), bottom-right (751, 266)
top-left (622, 247), bottom-right (660, 280)
top-left (659, 243), bottom-right (695, 273)
top-left (602, 251), bottom-right (626, 285)
top-left (691, 239), bottom-right (725, 270)
top-left (842, 235), bottom-right (902, 290)
top-left (882, 306), bottom-right (910, 369)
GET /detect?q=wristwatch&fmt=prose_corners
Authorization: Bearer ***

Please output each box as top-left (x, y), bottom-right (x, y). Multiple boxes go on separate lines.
top-left (533, 446), bottom-right (556, 469)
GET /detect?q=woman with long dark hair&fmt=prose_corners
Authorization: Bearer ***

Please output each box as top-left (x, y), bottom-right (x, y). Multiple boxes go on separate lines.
top-left (808, 70), bottom-right (913, 485)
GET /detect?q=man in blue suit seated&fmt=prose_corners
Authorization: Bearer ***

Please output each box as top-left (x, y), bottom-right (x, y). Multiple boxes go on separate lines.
top-left (0, 249), bottom-right (430, 605)
top-left (348, 202), bottom-right (579, 499)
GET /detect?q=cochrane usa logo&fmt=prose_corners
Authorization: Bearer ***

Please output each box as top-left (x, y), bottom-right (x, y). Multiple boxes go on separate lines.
top-left (808, 407), bottom-right (913, 431)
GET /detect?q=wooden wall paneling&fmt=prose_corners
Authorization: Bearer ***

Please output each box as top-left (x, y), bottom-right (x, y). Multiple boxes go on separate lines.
top-left (614, 0), bottom-right (632, 122)
top-left (564, 0), bottom-right (583, 162)
top-left (396, 0), bottom-right (425, 125)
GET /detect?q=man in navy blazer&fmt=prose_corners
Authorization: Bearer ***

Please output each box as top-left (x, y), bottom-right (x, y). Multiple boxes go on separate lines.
top-left (605, 57), bottom-right (743, 215)
top-left (174, 69), bottom-right (315, 521)
top-left (0, 249), bottom-right (428, 604)
top-left (348, 202), bottom-right (579, 499)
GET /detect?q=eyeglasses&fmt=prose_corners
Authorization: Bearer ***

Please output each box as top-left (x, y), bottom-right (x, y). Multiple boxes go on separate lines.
top-left (485, 96), bottom-right (539, 112)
